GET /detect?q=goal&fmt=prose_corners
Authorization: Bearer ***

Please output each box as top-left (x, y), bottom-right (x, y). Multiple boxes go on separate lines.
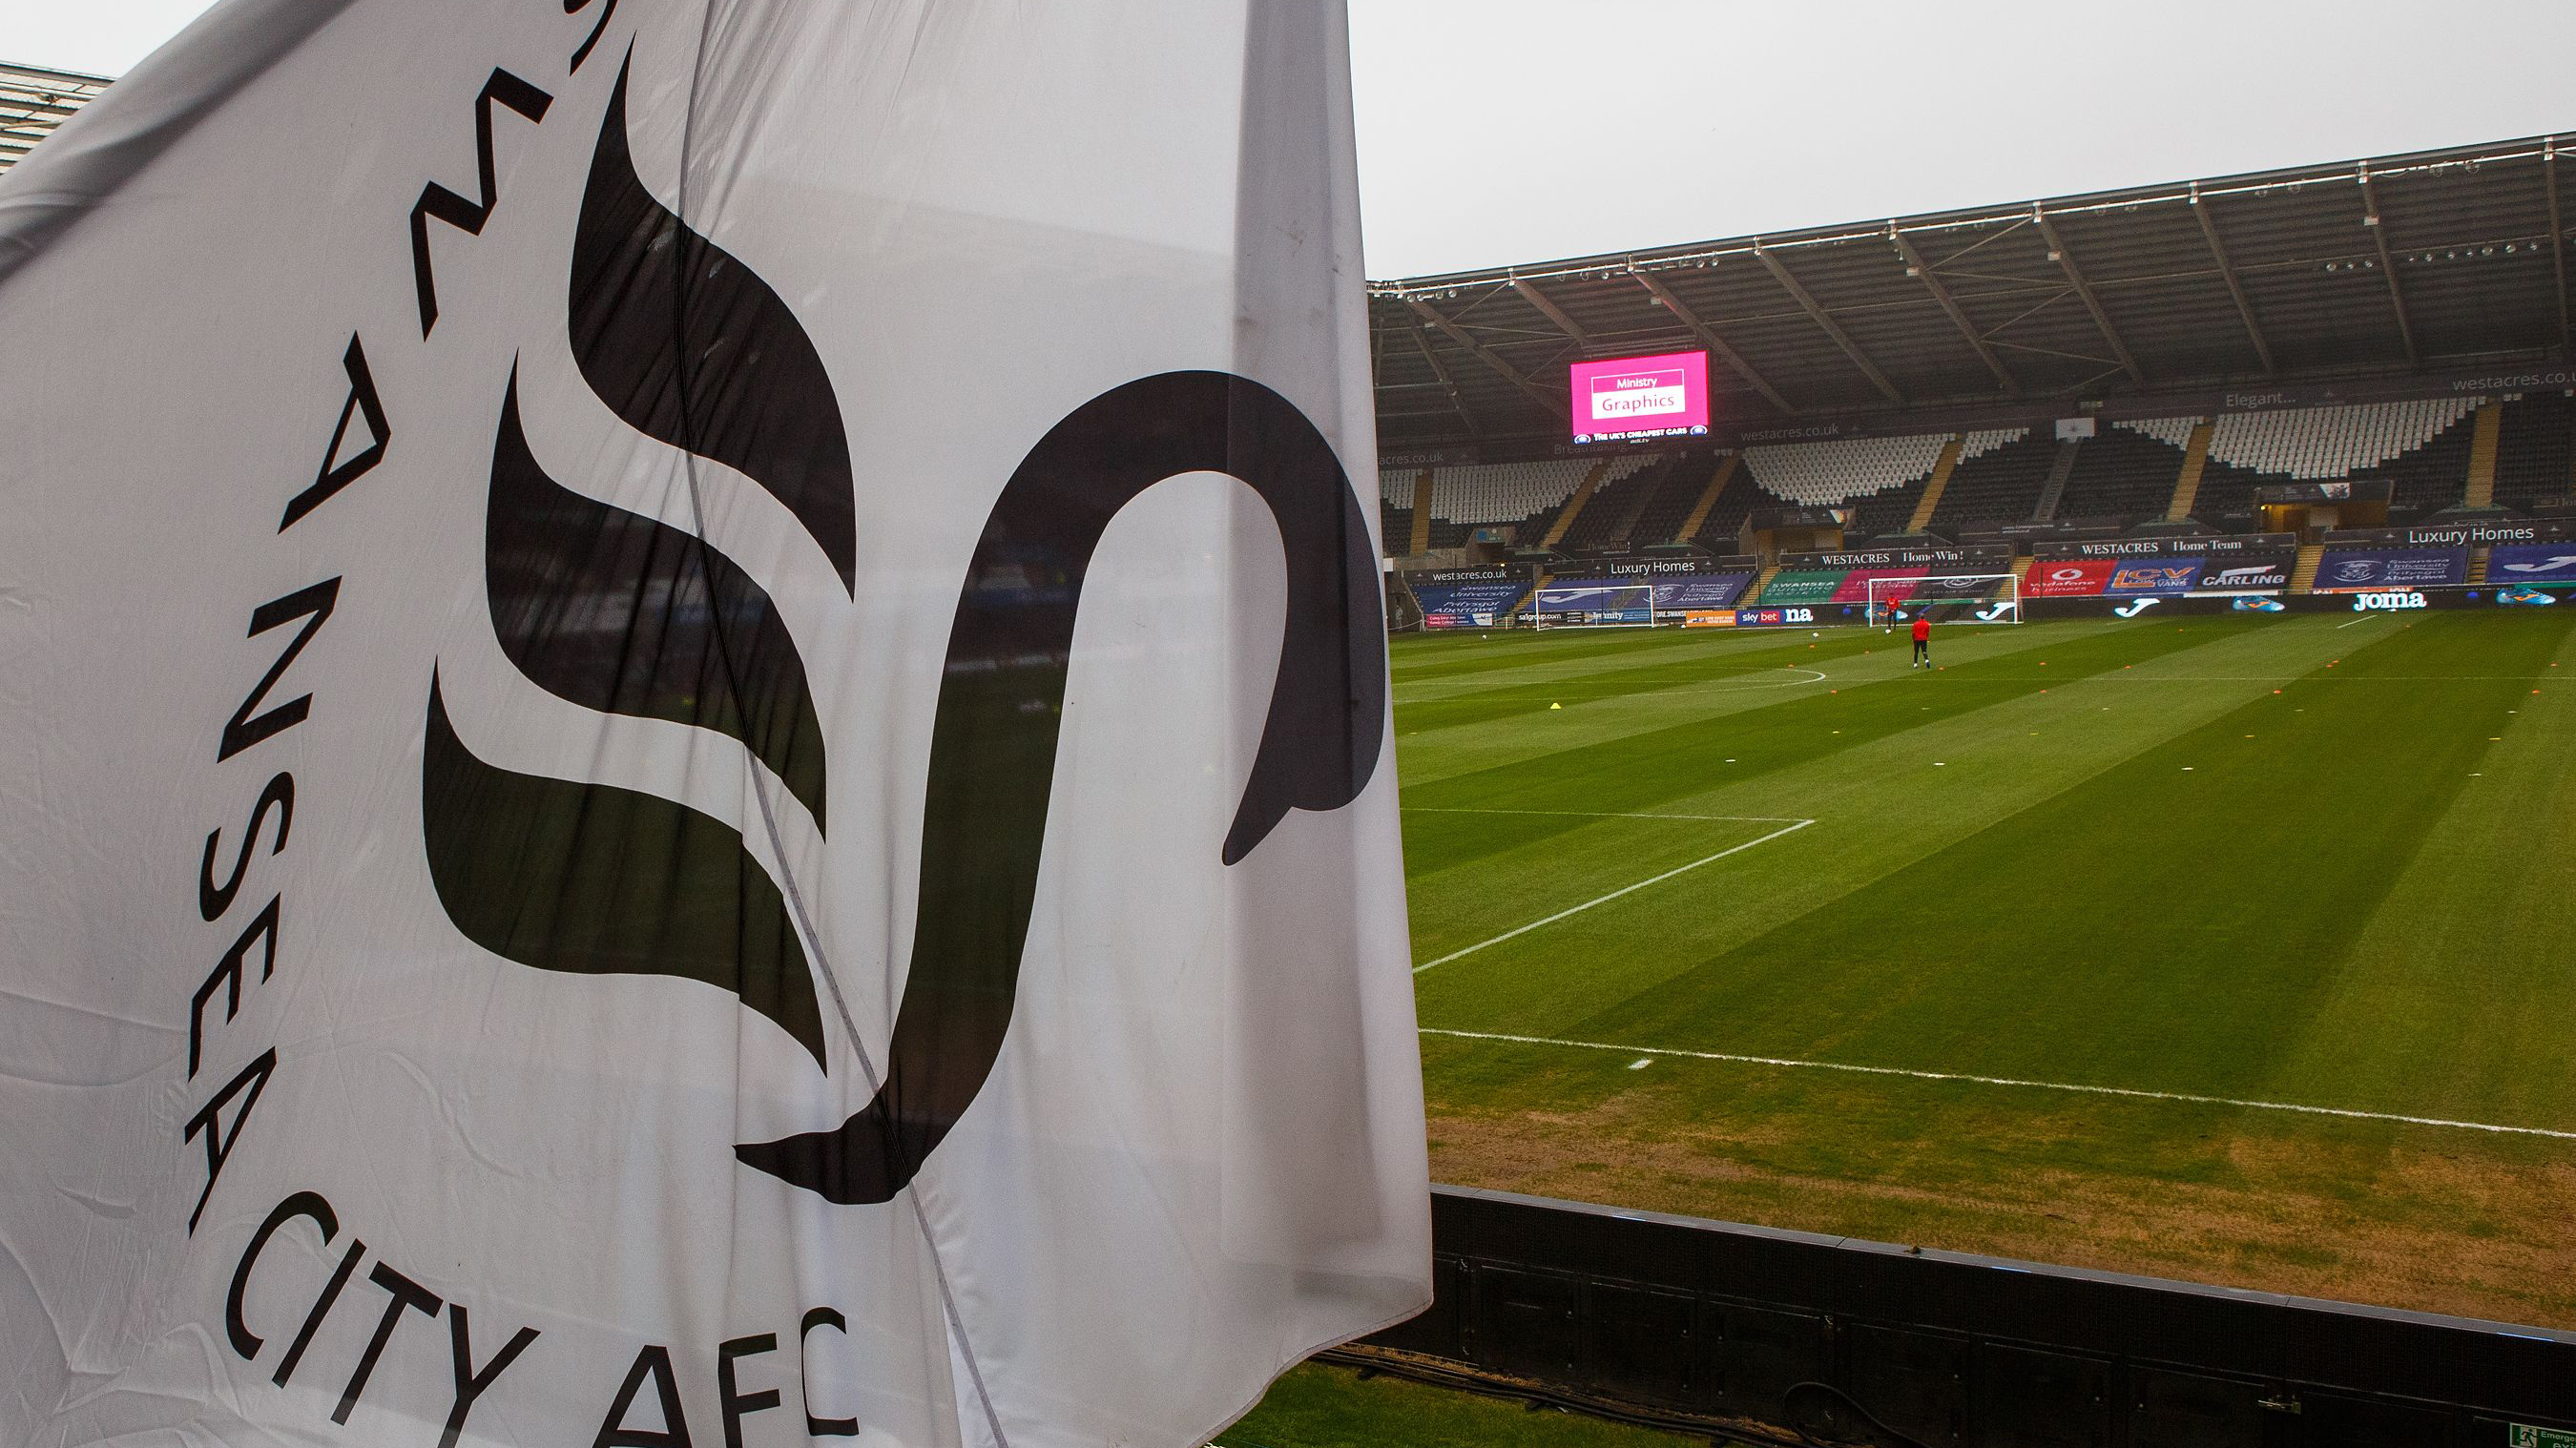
top-left (1864, 573), bottom-right (2021, 628)
top-left (1528, 583), bottom-right (1657, 630)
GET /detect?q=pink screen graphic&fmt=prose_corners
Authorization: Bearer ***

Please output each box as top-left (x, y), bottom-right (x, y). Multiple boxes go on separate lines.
top-left (1570, 350), bottom-right (1710, 440)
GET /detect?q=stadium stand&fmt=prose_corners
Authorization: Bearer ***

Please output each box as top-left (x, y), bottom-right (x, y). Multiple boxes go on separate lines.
top-left (2188, 400), bottom-right (2484, 523)
top-left (1741, 432), bottom-right (1948, 506)
top-left (1412, 457), bottom-right (1660, 554)
top-left (1, 63), bottom-right (110, 176)
top-left (1739, 432), bottom-right (1952, 539)
top-left (1690, 463), bottom-right (1767, 547)
top-left (2494, 391), bottom-right (2575, 509)
top-left (1380, 501), bottom-right (1414, 557)
top-left (1927, 427), bottom-right (2056, 532)
top-left (1557, 455), bottom-right (1672, 550)
top-left (2056, 423), bottom-right (2191, 522)
top-left (1377, 468), bottom-right (1414, 555)
top-left (1620, 448), bottom-right (1723, 545)
top-left (2203, 399), bottom-right (2481, 478)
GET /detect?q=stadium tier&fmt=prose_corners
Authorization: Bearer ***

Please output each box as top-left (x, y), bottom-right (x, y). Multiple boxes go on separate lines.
top-left (1739, 431), bottom-right (1949, 538)
top-left (1925, 426), bottom-right (2055, 532)
top-left (2496, 390), bottom-right (2576, 509)
top-left (0, 63), bottom-right (110, 177)
top-left (1409, 457), bottom-right (1659, 551)
top-left (2054, 422), bottom-right (2192, 522)
top-left (1382, 391), bottom-right (2573, 562)
top-left (1623, 448), bottom-right (1724, 543)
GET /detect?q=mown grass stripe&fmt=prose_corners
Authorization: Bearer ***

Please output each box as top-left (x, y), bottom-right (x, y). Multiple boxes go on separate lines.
top-left (1413, 819), bottom-right (1815, 974)
top-left (1421, 1027), bottom-right (2576, 1141)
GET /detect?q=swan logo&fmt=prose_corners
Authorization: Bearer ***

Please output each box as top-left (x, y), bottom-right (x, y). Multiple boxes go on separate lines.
top-left (420, 63), bottom-right (1384, 1206)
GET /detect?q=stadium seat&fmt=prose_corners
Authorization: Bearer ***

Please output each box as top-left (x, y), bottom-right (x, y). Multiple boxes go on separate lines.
top-left (1927, 428), bottom-right (2052, 531)
top-left (1739, 432), bottom-right (1952, 538)
top-left (2494, 391), bottom-right (2575, 509)
top-left (2057, 422), bottom-right (2192, 523)
top-left (1422, 457), bottom-right (1655, 547)
top-left (2192, 400), bottom-right (2482, 519)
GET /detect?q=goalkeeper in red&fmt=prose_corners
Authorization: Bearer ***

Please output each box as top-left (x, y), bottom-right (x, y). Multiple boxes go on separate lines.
top-left (1910, 610), bottom-right (1932, 668)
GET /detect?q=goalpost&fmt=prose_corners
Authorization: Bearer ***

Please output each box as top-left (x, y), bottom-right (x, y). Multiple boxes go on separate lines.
top-left (1527, 582), bottom-right (1657, 630)
top-left (1865, 573), bottom-right (2023, 628)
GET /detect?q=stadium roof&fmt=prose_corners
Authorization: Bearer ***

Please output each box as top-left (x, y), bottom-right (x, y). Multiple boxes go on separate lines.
top-left (1372, 134), bottom-right (2576, 452)
top-left (10, 60), bottom-right (2566, 455)
top-left (0, 62), bottom-right (111, 176)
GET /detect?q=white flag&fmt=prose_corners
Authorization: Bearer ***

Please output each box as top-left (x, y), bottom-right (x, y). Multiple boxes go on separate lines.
top-left (0, 2), bottom-right (1428, 1444)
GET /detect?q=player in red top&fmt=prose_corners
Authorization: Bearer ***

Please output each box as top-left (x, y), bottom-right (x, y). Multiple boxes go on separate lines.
top-left (1910, 610), bottom-right (1932, 668)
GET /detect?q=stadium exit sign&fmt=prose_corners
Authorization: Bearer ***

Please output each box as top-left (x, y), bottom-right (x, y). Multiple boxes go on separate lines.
top-left (2511, 1426), bottom-right (2576, 1448)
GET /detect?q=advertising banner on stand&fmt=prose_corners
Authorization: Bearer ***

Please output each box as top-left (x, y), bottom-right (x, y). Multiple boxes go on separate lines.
top-left (2487, 543), bottom-right (2576, 586)
top-left (2106, 560), bottom-right (2206, 596)
top-left (2024, 559), bottom-right (2119, 597)
top-left (2311, 548), bottom-right (2470, 590)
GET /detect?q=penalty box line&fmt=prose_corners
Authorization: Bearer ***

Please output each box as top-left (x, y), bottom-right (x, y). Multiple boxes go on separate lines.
top-left (1411, 817), bottom-right (1816, 975)
top-left (1421, 1028), bottom-right (2576, 1142)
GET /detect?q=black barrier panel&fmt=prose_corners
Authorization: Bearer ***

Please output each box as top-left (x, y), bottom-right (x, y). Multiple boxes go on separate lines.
top-left (1847, 1325), bottom-right (1972, 1444)
top-left (1472, 1264), bottom-right (1584, 1380)
top-left (1978, 1344), bottom-right (2114, 1448)
top-left (2128, 1366), bottom-right (2271, 1448)
top-left (1361, 1188), bottom-right (2576, 1443)
top-left (1585, 1282), bottom-right (1698, 1406)
top-left (2301, 1392), bottom-right (2456, 1448)
top-left (1713, 1301), bottom-right (1834, 1421)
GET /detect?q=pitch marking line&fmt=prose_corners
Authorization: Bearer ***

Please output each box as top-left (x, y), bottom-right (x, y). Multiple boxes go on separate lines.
top-left (1411, 818), bottom-right (1816, 974)
top-left (1405, 806), bottom-right (1810, 823)
top-left (1420, 1028), bottom-right (2576, 1141)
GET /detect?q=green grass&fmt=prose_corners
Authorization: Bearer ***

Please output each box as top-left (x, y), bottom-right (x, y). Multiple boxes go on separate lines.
top-left (1228, 1365), bottom-right (1700, 1448)
top-left (1389, 610), bottom-right (2576, 1328)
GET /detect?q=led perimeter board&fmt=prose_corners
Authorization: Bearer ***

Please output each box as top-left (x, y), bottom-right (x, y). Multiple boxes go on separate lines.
top-left (1570, 349), bottom-right (1710, 443)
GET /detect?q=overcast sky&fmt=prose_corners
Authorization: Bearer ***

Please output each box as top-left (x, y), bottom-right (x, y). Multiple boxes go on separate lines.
top-left (14, 1), bottom-right (2576, 279)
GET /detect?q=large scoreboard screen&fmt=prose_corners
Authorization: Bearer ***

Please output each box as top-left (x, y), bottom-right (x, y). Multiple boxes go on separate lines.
top-left (1569, 349), bottom-right (1710, 443)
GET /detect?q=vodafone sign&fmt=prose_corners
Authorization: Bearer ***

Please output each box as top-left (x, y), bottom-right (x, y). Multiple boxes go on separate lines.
top-left (2023, 559), bottom-right (2119, 597)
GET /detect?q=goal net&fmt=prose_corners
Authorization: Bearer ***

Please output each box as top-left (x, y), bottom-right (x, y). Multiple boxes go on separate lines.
top-left (1864, 573), bottom-right (2021, 628)
top-left (1529, 583), bottom-right (1656, 629)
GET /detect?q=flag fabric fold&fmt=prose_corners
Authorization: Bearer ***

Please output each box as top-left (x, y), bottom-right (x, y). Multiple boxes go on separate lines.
top-left (0, 2), bottom-right (1427, 1444)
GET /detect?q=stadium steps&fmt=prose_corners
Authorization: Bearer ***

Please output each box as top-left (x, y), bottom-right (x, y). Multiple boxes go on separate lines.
top-left (1678, 453), bottom-right (1743, 543)
top-left (1593, 456), bottom-right (1672, 547)
top-left (2464, 402), bottom-right (2503, 507)
top-left (1407, 468), bottom-right (1435, 554)
top-left (2290, 543), bottom-right (2325, 592)
top-left (1539, 460), bottom-right (1612, 548)
top-left (2030, 438), bottom-right (2079, 521)
top-left (1903, 436), bottom-right (1965, 532)
top-left (2468, 547), bottom-right (2491, 585)
top-left (1749, 564), bottom-right (1780, 600)
top-left (2165, 420), bottom-right (2214, 521)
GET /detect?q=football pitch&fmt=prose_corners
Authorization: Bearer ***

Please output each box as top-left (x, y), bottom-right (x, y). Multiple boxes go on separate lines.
top-left (1393, 608), bottom-right (2576, 1329)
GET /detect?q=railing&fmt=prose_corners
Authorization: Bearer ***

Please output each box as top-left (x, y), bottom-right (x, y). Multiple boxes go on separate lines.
top-left (1354, 1186), bottom-right (2575, 1447)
